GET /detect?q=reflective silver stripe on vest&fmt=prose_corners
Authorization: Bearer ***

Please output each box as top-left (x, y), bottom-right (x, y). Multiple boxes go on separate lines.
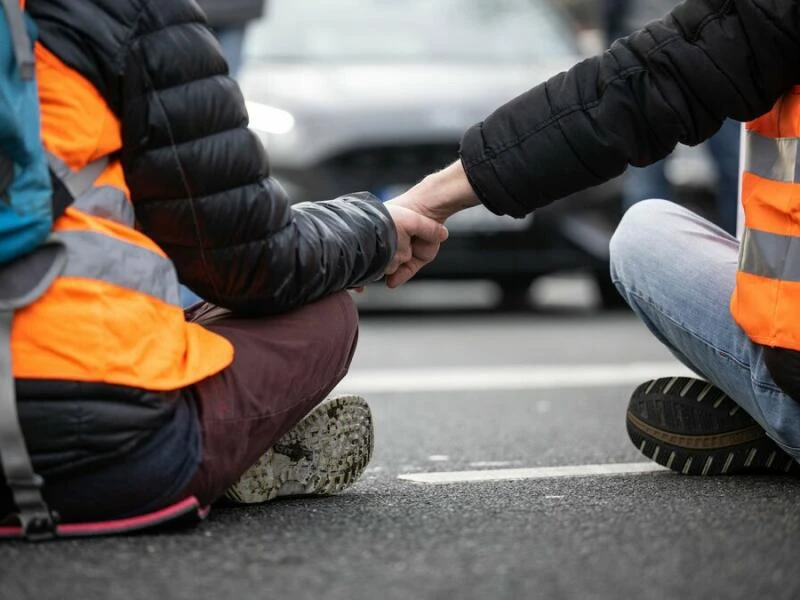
top-left (738, 227), bottom-right (800, 283)
top-left (46, 153), bottom-right (135, 227)
top-left (744, 130), bottom-right (800, 183)
top-left (59, 230), bottom-right (181, 306)
top-left (72, 186), bottom-right (136, 227)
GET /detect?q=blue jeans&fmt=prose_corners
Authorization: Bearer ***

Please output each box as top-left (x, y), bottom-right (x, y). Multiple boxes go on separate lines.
top-left (609, 199), bottom-right (800, 463)
top-left (622, 119), bottom-right (741, 235)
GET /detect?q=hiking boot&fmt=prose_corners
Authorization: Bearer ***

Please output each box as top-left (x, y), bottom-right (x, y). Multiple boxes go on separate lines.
top-left (225, 395), bottom-right (374, 504)
top-left (627, 377), bottom-right (799, 475)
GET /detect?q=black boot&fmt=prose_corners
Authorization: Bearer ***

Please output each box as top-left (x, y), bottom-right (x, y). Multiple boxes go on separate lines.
top-left (627, 377), bottom-right (799, 475)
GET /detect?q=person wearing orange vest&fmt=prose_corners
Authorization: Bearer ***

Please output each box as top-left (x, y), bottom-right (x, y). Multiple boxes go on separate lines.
top-left (0, 0), bottom-right (447, 533)
top-left (387, 0), bottom-right (800, 475)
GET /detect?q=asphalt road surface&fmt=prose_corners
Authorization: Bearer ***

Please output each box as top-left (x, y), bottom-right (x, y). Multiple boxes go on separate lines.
top-left (3, 279), bottom-right (799, 600)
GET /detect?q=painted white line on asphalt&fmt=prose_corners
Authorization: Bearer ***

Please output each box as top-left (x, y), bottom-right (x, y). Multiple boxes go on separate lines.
top-left (427, 455), bottom-right (450, 462)
top-left (336, 362), bottom-right (695, 394)
top-left (469, 461), bottom-right (520, 468)
top-left (398, 462), bottom-right (668, 484)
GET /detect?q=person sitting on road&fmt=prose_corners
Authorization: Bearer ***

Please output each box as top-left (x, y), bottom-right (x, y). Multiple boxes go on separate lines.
top-left (604, 0), bottom-right (741, 236)
top-left (0, 0), bottom-right (447, 534)
top-left (387, 0), bottom-right (800, 475)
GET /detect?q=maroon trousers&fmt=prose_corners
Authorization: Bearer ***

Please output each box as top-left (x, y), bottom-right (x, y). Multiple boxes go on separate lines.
top-left (180, 291), bottom-right (359, 505)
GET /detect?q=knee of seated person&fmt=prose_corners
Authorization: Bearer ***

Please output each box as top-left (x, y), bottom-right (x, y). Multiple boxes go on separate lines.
top-left (764, 403), bottom-right (800, 453)
top-left (316, 291), bottom-right (359, 363)
top-left (336, 290), bottom-right (359, 342)
top-left (610, 199), bottom-right (677, 285)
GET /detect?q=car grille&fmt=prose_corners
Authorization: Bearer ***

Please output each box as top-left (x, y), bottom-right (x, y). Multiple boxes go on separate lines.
top-left (326, 144), bottom-right (459, 172)
top-left (281, 144), bottom-right (460, 203)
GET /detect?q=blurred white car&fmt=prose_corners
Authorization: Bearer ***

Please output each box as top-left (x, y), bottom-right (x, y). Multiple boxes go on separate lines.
top-left (239, 0), bottom-right (628, 308)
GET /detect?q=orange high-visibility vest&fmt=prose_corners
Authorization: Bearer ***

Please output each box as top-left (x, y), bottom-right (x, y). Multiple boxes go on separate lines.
top-left (731, 86), bottom-right (800, 351)
top-left (10, 43), bottom-right (234, 390)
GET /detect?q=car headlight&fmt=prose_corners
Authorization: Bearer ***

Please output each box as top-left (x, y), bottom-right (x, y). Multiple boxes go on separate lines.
top-left (245, 101), bottom-right (295, 135)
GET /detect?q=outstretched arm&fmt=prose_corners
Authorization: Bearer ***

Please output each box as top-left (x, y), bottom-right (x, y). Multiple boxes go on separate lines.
top-left (408, 0), bottom-right (800, 221)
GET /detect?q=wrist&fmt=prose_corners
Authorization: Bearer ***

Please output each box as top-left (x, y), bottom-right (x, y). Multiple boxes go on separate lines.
top-left (420, 160), bottom-right (480, 217)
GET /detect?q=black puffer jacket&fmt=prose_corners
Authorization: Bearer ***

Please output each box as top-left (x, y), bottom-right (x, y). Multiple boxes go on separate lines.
top-left (460, 0), bottom-right (799, 218)
top-left (459, 0), bottom-right (800, 397)
top-left (28, 0), bottom-right (396, 316)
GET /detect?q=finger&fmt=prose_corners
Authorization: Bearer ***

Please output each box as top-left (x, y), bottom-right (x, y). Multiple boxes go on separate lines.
top-left (389, 245), bottom-right (413, 272)
top-left (390, 233), bottom-right (412, 268)
top-left (411, 238), bottom-right (441, 263)
top-left (409, 212), bottom-right (449, 244)
top-left (386, 257), bottom-right (426, 288)
top-left (384, 242), bottom-right (409, 276)
top-left (384, 258), bottom-right (399, 276)
top-left (387, 262), bottom-right (418, 288)
top-left (385, 268), bottom-right (407, 289)
top-left (385, 249), bottom-right (410, 277)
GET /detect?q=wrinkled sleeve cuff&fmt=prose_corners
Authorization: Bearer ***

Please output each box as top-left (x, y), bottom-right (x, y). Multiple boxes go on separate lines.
top-left (459, 124), bottom-right (529, 219)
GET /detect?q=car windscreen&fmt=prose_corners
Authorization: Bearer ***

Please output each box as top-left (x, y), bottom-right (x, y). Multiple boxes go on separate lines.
top-left (244, 0), bottom-right (579, 63)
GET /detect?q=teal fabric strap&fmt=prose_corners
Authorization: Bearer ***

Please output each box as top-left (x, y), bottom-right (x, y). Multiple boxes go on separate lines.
top-left (0, 0), bottom-right (34, 80)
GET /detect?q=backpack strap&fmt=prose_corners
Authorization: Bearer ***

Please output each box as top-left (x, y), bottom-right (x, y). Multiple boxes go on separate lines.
top-left (0, 239), bottom-right (66, 540)
top-left (0, 0), bottom-right (62, 542)
top-left (0, 158), bottom-right (104, 539)
top-left (0, 0), bottom-right (33, 80)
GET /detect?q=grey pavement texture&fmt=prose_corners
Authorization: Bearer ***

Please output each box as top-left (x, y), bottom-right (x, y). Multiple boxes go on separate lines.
top-left (2, 282), bottom-right (799, 600)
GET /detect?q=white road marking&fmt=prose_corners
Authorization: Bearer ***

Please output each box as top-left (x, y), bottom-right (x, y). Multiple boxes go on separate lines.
top-left (428, 455), bottom-right (450, 462)
top-left (398, 462), bottom-right (667, 484)
top-left (469, 461), bottom-right (520, 468)
top-left (335, 362), bottom-right (695, 394)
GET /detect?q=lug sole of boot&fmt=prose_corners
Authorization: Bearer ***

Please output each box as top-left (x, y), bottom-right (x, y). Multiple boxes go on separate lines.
top-left (627, 377), bottom-right (799, 476)
top-left (225, 395), bottom-right (374, 504)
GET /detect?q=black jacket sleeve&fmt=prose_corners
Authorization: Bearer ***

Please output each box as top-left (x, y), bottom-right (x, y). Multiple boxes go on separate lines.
top-left (30, 0), bottom-right (396, 315)
top-left (460, 0), bottom-right (800, 217)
